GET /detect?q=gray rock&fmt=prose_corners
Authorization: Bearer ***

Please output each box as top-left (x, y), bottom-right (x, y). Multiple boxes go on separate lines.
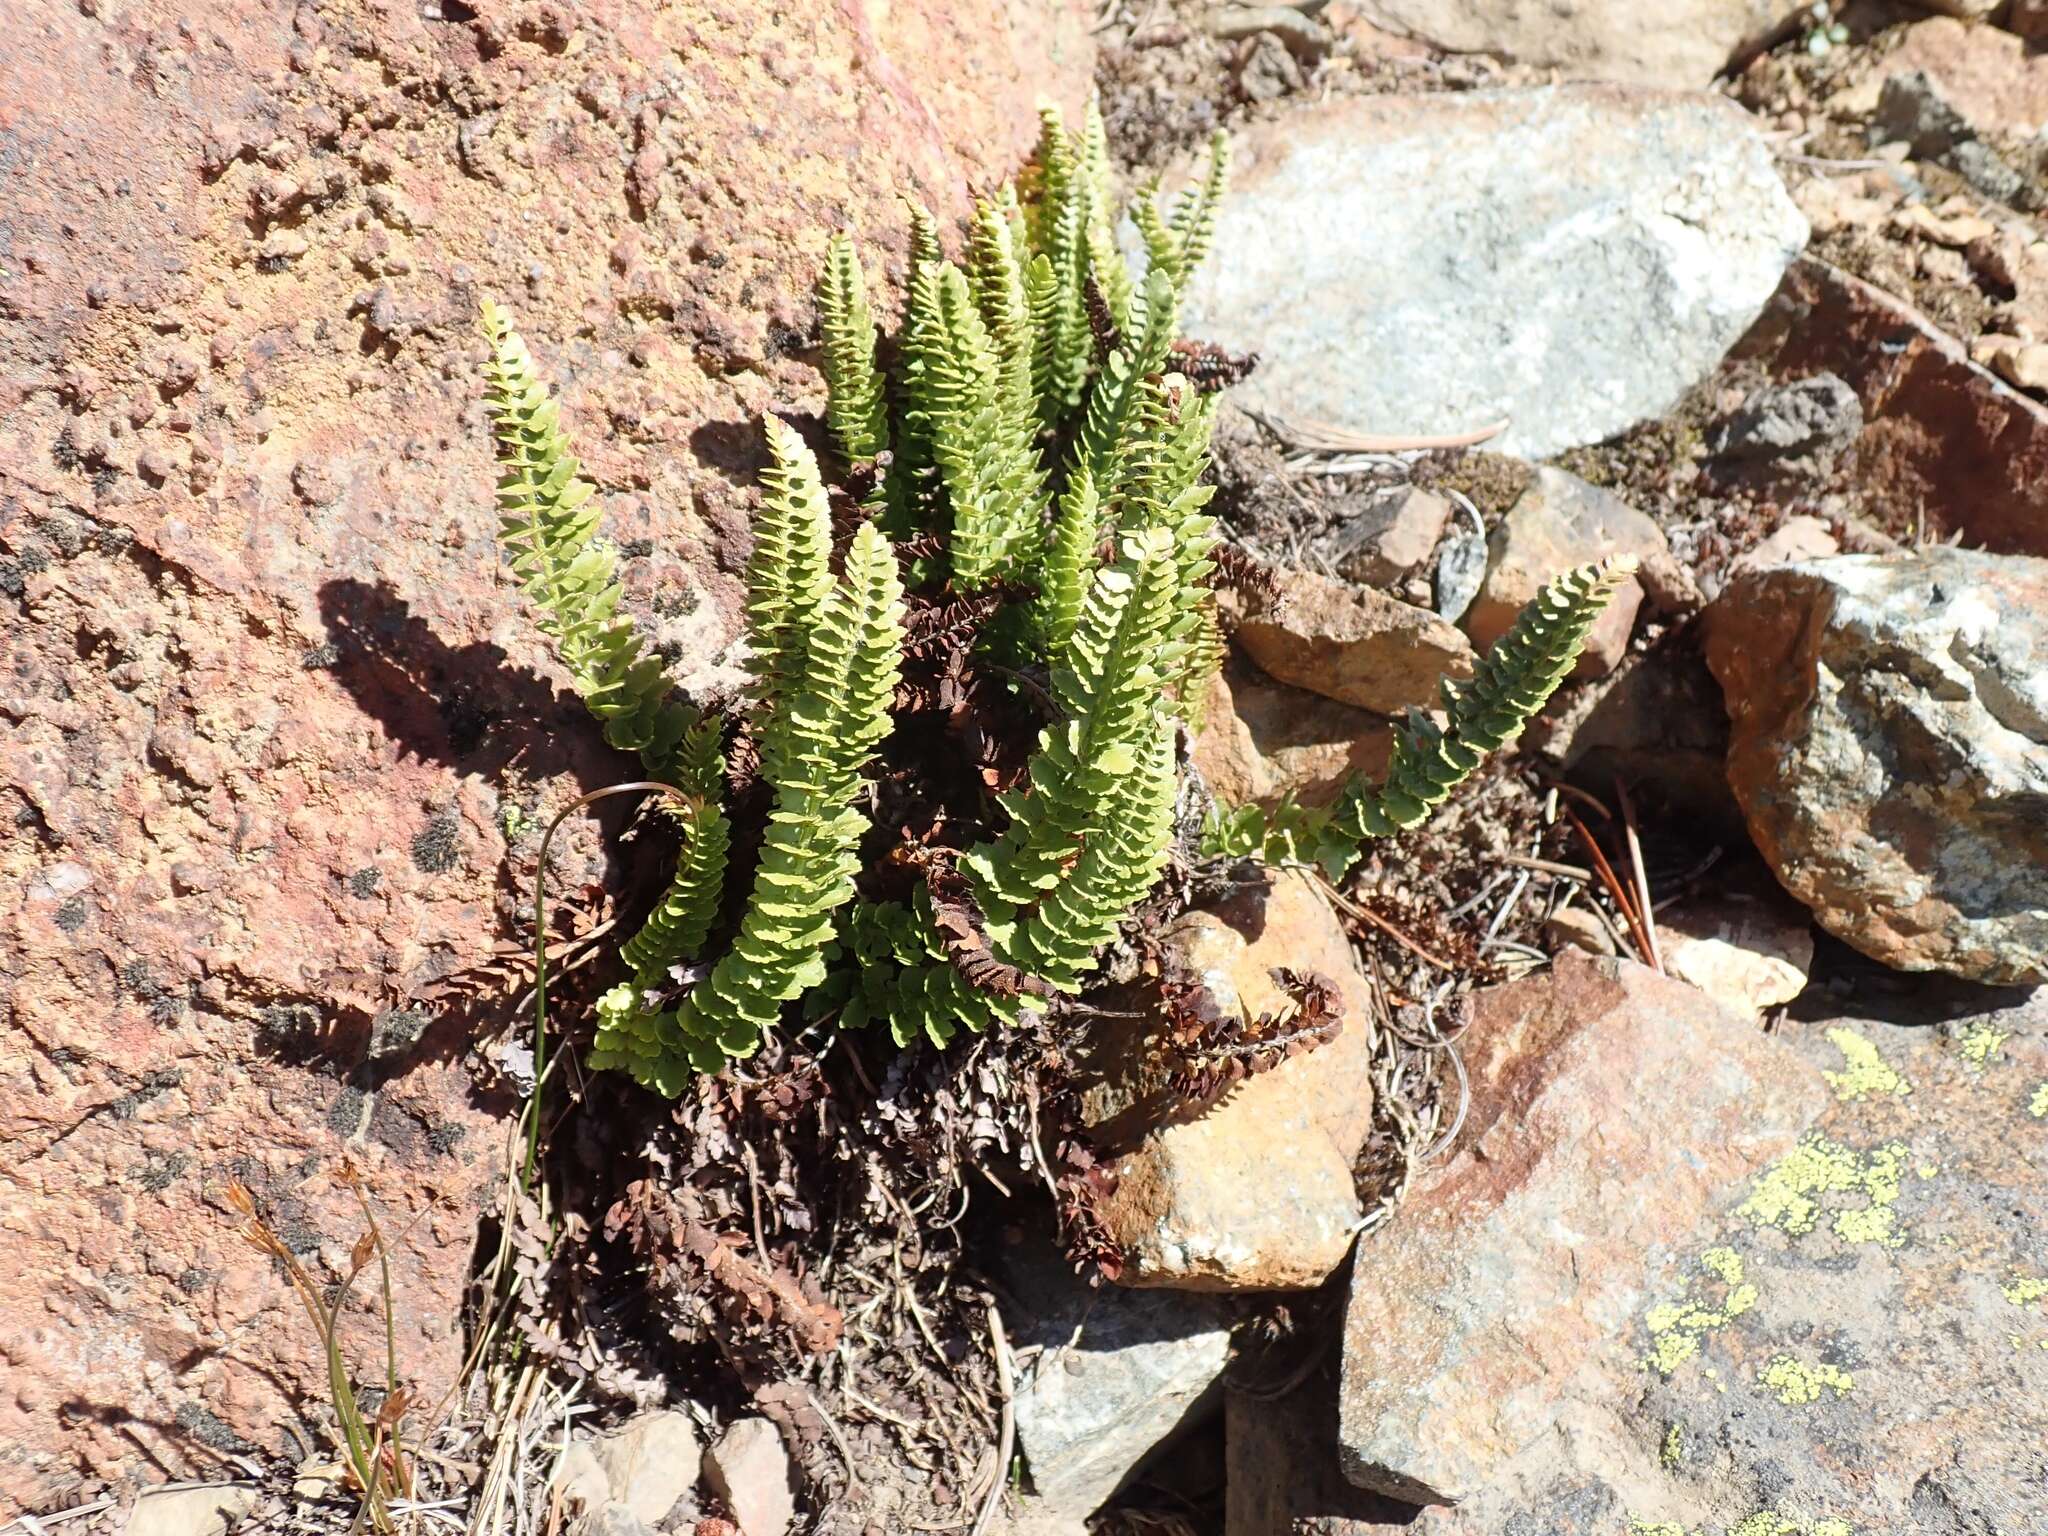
top-left (704, 1418), bottom-right (797, 1536)
top-left (1176, 87), bottom-right (1807, 460)
top-left (1871, 71), bottom-right (2031, 207)
top-left (1007, 1246), bottom-right (1232, 1520)
top-left (1705, 549), bottom-right (2048, 985)
top-left (1337, 956), bottom-right (1824, 1504)
top-left (124, 1487), bottom-right (257, 1536)
top-left (1432, 498), bottom-right (1489, 623)
top-left (1712, 372), bottom-right (1863, 465)
top-left (1347, 0), bottom-right (1804, 88)
top-left (579, 1506), bottom-right (653, 1536)
top-left (1336, 988), bottom-right (2048, 1534)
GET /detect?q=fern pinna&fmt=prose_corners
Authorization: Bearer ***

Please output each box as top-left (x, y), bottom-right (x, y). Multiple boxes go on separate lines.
top-left (481, 108), bottom-right (1627, 1092)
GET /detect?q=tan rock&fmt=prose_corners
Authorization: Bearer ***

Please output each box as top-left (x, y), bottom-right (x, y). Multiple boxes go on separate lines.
top-left (1084, 870), bottom-right (1377, 1291)
top-left (1338, 954), bottom-right (1825, 1504)
top-left (125, 1487), bottom-right (258, 1536)
top-left (1236, 570), bottom-right (1475, 715)
top-left (1194, 658), bottom-right (1395, 811)
top-left (1543, 904), bottom-right (1618, 957)
top-left (1329, 486), bottom-right (1452, 588)
top-left (1735, 514), bottom-right (1841, 573)
top-left (1463, 467), bottom-right (1665, 677)
top-left (704, 1419), bottom-right (796, 1536)
top-left (1660, 887), bottom-right (1814, 1021)
top-left (1704, 549), bottom-right (2048, 985)
top-left (1987, 340), bottom-right (2048, 394)
top-left (588, 1410), bottom-right (703, 1526)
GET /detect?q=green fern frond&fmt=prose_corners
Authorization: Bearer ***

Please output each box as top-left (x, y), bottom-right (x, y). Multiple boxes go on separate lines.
top-left (1080, 101), bottom-right (1134, 330)
top-left (1023, 106), bottom-right (1097, 416)
top-left (1121, 375), bottom-right (1221, 712)
top-left (1169, 130), bottom-right (1229, 281)
top-left (1207, 557), bottom-right (1639, 877)
top-left (481, 299), bottom-right (692, 776)
top-left (1033, 463), bottom-right (1102, 651)
top-left (817, 233), bottom-right (889, 474)
top-left (745, 417), bottom-right (837, 716)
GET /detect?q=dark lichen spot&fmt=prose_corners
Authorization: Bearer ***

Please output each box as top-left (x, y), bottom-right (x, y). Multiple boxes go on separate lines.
top-left (109, 1067), bottom-right (183, 1120)
top-left (347, 867), bottom-right (382, 898)
top-left (410, 812), bottom-right (462, 874)
top-left (175, 1400), bottom-right (256, 1455)
top-left (53, 894), bottom-right (90, 933)
top-left (369, 1006), bottom-right (429, 1059)
top-left (300, 641), bottom-right (341, 669)
top-left (121, 959), bottom-right (162, 998)
top-left (0, 562), bottom-right (24, 599)
top-left (51, 428), bottom-right (82, 472)
top-left (427, 1120), bottom-right (467, 1155)
top-left (620, 536), bottom-right (654, 559)
top-left (94, 523), bottom-right (134, 555)
top-left (327, 1082), bottom-right (371, 1138)
top-left (138, 1149), bottom-right (193, 1192)
top-left (175, 1266), bottom-right (207, 1294)
top-left (441, 694), bottom-right (495, 756)
top-left (19, 546), bottom-right (51, 575)
top-left (148, 991), bottom-right (189, 1025)
top-left (259, 1002), bottom-right (320, 1046)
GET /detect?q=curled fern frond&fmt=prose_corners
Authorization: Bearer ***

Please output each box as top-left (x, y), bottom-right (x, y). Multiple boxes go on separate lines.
top-left (481, 299), bottom-right (692, 776)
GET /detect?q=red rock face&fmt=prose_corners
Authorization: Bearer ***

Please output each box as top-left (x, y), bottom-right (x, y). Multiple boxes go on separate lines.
top-left (0, 0), bottom-right (1089, 1512)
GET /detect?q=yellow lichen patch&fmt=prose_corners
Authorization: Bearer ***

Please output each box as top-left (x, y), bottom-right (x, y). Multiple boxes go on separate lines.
top-left (1644, 1248), bottom-right (1760, 1376)
top-left (1759, 1354), bottom-right (1854, 1406)
top-left (1737, 1136), bottom-right (1911, 1249)
top-left (1629, 1519), bottom-right (1692, 1536)
top-left (1661, 1423), bottom-right (1684, 1469)
top-left (2001, 1275), bottom-right (2048, 1309)
top-left (1823, 1028), bottom-right (1910, 1101)
top-left (1726, 1517), bottom-right (1854, 1536)
top-left (2028, 1082), bottom-right (2048, 1119)
top-left (1956, 1023), bottom-right (2009, 1070)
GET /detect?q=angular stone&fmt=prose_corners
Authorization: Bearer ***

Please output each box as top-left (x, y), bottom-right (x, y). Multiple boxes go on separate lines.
top-left (1178, 86), bottom-right (1807, 459)
top-left (1342, 0), bottom-right (1802, 88)
top-left (1327, 988), bottom-right (2048, 1535)
top-left (1711, 374), bottom-right (1863, 468)
top-left (1462, 467), bottom-right (1666, 678)
top-left (1236, 569), bottom-right (1475, 715)
top-left (1338, 954), bottom-right (1824, 1505)
top-left (1833, 16), bottom-right (2048, 139)
top-left (1748, 258), bottom-right (2048, 557)
top-left (1659, 885), bottom-right (1814, 1022)
top-left (1007, 1245), bottom-right (1232, 1520)
top-left (124, 1487), bottom-right (257, 1536)
top-left (1084, 870), bottom-right (1378, 1291)
top-left (1194, 658), bottom-right (1395, 811)
top-left (703, 1419), bottom-right (796, 1536)
top-left (1704, 549), bottom-right (2048, 985)
top-left (1733, 514), bottom-right (1841, 575)
top-left (1329, 487), bottom-right (1452, 590)
top-left (589, 1409), bottom-right (703, 1526)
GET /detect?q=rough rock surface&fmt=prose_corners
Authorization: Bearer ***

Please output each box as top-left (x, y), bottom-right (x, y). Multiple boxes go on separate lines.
top-left (1084, 870), bottom-right (1378, 1291)
top-left (1194, 658), bottom-right (1394, 811)
top-left (1351, 0), bottom-right (1802, 88)
top-left (1331, 983), bottom-right (2048, 1535)
top-left (1225, 1378), bottom-right (1414, 1535)
top-left (1339, 954), bottom-right (1825, 1505)
top-left (703, 1418), bottom-right (797, 1536)
top-left (1750, 259), bottom-right (2048, 557)
top-left (1462, 467), bottom-right (1666, 678)
top-left (0, 0), bottom-right (1090, 1511)
top-left (1329, 486), bottom-right (1451, 592)
top-left (1710, 373), bottom-right (1864, 467)
top-left (1660, 884), bottom-right (1815, 1022)
top-left (1832, 16), bottom-right (2048, 139)
top-left (1871, 71), bottom-right (2030, 207)
top-left (1704, 550), bottom-right (2048, 986)
top-left (1177, 86), bottom-right (1807, 459)
top-left (1235, 568), bottom-right (1476, 715)
top-left (1006, 1243), bottom-right (1232, 1521)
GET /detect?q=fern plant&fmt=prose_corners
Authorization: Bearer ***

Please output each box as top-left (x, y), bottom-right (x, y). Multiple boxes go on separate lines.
top-left (480, 109), bottom-right (1628, 1093)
